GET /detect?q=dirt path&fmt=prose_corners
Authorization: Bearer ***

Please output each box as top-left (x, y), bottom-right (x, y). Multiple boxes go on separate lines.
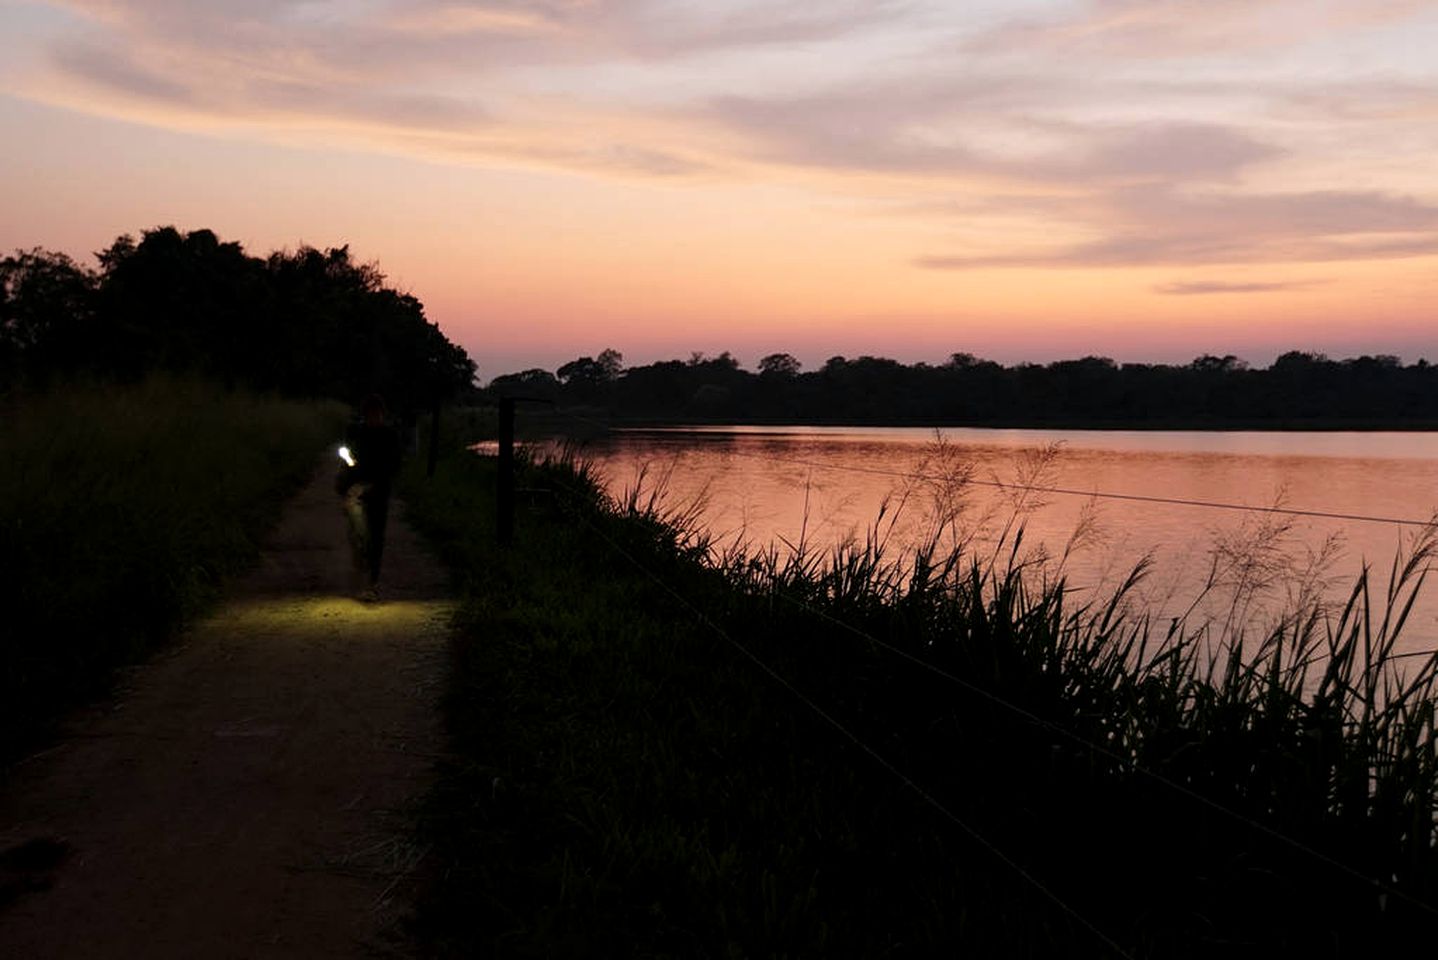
top-left (0, 465), bottom-right (452, 958)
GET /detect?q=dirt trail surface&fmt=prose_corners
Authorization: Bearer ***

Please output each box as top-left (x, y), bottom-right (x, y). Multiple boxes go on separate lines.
top-left (0, 465), bottom-right (452, 958)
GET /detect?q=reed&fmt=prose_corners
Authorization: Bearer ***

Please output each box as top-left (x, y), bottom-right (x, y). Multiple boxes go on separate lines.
top-left (0, 377), bottom-right (345, 760)
top-left (407, 435), bottom-right (1438, 957)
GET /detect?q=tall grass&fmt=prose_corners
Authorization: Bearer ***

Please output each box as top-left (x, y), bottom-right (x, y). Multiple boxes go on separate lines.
top-left (407, 434), bottom-right (1438, 957)
top-left (0, 378), bottom-right (345, 760)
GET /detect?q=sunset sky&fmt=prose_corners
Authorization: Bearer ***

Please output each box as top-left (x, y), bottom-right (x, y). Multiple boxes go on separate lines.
top-left (2, 0), bottom-right (1437, 380)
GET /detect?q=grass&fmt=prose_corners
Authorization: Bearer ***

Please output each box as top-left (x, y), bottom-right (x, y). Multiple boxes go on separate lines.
top-left (403, 430), bottom-right (1438, 958)
top-left (0, 377), bottom-right (346, 762)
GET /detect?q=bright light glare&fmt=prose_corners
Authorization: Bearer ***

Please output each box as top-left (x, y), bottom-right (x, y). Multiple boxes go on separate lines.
top-left (338, 445), bottom-right (355, 467)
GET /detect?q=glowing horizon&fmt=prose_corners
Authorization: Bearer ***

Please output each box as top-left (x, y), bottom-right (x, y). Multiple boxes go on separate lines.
top-left (2, 1), bottom-right (1436, 380)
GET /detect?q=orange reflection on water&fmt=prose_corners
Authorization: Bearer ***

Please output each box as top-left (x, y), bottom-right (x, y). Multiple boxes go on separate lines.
top-left (578, 426), bottom-right (1438, 655)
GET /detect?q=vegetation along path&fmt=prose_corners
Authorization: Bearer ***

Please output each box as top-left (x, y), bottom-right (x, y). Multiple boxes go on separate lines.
top-left (0, 464), bottom-right (451, 958)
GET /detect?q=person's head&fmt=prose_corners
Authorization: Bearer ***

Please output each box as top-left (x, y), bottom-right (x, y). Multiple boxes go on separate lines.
top-left (361, 393), bottom-right (387, 426)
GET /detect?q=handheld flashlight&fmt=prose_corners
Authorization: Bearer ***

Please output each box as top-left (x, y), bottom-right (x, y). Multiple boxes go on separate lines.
top-left (338, 445), bottom-right (355, 467)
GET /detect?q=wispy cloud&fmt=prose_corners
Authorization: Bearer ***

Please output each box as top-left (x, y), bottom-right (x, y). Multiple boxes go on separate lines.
top-left (50, 39), bottom-right (196, 104)
top-left (709, 80), bottom-right (1279, 183)
top-left (31, 1), bottom-right (907, 175)
top-left (1153, 279), bottom-right (1331, 295)
top-left (915, 186), bottom-right (1438, 268)
top-left (1278, 79), bottom-right (1438, 125)
top-left (963, 0), bottom-right (1433, 59)
top-left (12, 1), bottom-right (1438, 271)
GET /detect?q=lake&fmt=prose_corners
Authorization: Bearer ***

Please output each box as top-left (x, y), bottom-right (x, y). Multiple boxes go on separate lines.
top-left (567, 426), bottom-right (1438, 653)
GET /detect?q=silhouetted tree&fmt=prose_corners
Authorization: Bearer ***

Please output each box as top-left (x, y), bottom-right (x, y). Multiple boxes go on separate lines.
top-left (596, 348), bottom-right (624, 380)
top-left (3, 226), bottom-right (475, 406)
top-left (502, 346), bottom-right (1438, 427)
top-left (557, 356), bottom-right (605, 386)
top-left (92, 227), bottom-right (270, 382)
top-left (491, 368), bottom-right (560, 400)
top-left (758, 353), bottom-right (802, 378)
top-left (1191, 354), bottom-right (1248, 373)
top-left (0, 248), bottom-right (96, 386)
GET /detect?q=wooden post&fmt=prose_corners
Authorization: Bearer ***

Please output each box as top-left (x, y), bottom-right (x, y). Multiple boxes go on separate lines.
top-left (498, 397), bottom-right (515, 546)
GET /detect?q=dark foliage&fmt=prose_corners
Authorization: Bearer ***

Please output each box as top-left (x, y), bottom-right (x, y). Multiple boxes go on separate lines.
top-left (494, 348), bottom-right (1438, 427)
top-left (2, 227), bottom-right (475, 409)
top-left (0, 248), bottom-right (95, 388)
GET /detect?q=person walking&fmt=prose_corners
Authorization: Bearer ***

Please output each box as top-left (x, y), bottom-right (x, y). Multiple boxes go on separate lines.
top-left (336, 394), bottom-right (403, 601)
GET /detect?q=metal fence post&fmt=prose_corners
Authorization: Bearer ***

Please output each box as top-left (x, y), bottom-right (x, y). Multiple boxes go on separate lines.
top-left (497, 397), bottom-right (515, 545)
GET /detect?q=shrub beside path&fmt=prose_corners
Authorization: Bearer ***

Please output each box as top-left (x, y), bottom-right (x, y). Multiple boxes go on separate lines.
top-left (0, 465), bottom-right (451, 958)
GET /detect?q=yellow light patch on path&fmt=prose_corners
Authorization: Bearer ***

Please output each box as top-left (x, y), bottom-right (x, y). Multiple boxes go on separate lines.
top-left (0, 465), bottom-right (452, 959)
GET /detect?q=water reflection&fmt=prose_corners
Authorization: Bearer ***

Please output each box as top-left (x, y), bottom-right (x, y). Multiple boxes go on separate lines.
top-left (572, 427), bottom-right (1438, 653)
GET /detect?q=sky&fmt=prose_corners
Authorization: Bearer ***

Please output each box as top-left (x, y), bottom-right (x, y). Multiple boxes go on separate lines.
top-left (2, 1), bottom-right (1437, 381)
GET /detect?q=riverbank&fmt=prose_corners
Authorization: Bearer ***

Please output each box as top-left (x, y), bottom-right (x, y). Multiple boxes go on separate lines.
top-left (404, 432), bottom-right (1438, 957)
top-left (516, 405), bottom-right (1438, 434)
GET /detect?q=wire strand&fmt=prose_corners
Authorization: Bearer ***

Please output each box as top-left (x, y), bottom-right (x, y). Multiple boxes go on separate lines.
top-left (548, 480), bottom-right (1137, 960)
top-left (523, 410), bottom-right (1438, 918)
top-left (527, 408), bottom-right (1437, 528)
top-left (615, 435), bottom-right (1438, 528)
top-left (770, 589), bottom-right (1438, 920)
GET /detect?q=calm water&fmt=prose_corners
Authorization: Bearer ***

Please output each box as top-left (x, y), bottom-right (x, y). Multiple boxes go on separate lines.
top-left (572, 426), bottom-right (1438, 652)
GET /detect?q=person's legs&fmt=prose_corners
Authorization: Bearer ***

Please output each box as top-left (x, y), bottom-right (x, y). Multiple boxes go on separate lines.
top-left (363, 492), bottom-right (391, 586)
top-left (343, 486), bottom-right (369, 579)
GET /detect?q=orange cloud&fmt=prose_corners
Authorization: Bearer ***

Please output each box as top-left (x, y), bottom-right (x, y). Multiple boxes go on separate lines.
top-left (5, 1), bottom-right (1438, 377)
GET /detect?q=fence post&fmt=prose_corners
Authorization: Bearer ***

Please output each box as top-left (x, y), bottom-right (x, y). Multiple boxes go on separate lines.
top-left (497, 397), bottom-right (515, 546)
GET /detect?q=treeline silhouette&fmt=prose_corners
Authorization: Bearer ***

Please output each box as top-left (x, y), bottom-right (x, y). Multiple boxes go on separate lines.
top-left (491, 349), bottom-right (1438, 427)
top-left (1, 226), bottom-right (475, 410)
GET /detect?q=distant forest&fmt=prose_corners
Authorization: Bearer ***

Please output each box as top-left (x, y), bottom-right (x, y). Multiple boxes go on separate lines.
top-left (491, 349), bottom-right (1438, 428)
top-left (1, 227), bottom-right (475, 412)
top-left (9, 231), bottom-right (1435, 428)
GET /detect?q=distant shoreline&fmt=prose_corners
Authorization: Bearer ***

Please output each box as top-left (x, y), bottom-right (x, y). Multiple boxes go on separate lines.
top-left (529, 409), bottom-right (1438, 433)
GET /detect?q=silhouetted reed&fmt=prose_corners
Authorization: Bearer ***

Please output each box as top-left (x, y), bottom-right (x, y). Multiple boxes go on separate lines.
top-left (408, 432), bottom-right (1438, 956)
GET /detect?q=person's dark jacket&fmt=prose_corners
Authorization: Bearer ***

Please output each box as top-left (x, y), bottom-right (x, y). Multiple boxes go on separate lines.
top-left (337, 422), bottom-right (402, 497)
